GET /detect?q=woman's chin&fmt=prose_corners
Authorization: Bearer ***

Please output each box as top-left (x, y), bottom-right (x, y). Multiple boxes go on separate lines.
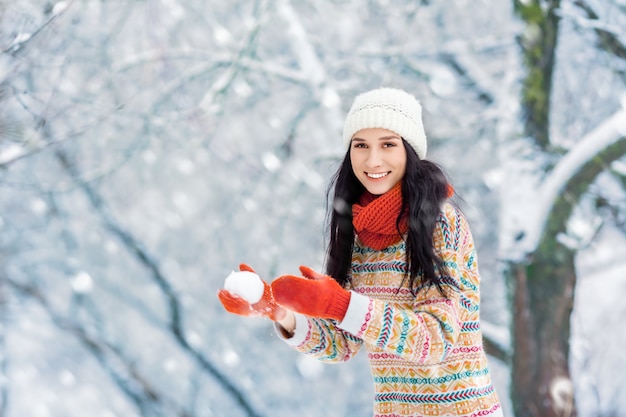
top-left (363, 184), bottom-right (393, 195)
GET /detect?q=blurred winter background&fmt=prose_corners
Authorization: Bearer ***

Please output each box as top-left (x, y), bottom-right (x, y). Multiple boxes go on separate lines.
top-left (0, 0), bottom-right (625, 416)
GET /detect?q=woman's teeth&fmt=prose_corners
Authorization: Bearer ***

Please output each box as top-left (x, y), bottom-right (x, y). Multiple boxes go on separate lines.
top-left (367, 172), bottom-right (388, 179)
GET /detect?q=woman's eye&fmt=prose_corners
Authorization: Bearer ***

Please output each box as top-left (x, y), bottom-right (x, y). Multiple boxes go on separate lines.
top-left (353, 143), bottom-right (367, 148)
top-left (383, 142), bottom-right (396, 148)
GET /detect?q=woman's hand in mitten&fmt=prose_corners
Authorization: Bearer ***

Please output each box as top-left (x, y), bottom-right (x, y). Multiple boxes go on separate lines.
top-left (271, 266), bottom-right (351, 321)
top-left (217, 264), bottom-right (286, 321)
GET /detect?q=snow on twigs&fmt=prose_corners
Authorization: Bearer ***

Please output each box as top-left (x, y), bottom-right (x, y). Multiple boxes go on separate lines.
top-left (511, 106), bottom-right (626, 259)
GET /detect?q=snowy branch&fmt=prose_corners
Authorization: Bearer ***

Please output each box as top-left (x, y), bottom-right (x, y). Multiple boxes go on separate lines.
top-left (572, 0), bottom-right (626, 60)
top-left (0, 74), bottom-right (126, 169)
top-left (0, 1), bottom-right (72, 55)
top-left (360, 35), bottom-right (518, 60)
top-left (440, 53), bottom-right (496, 104)
top-left (199, 0), bottom-right (268, 114)
top-left (275, 0), bottom-right (326, 86)
top-left (515, 105), bottom-right (626, 257)
top-left (0, 110), bottom-right (124, 169)
top-left (275, 0), bottom-right (344, 156)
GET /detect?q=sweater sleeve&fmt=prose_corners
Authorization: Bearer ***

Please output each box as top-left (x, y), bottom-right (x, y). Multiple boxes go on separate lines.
top-left (275, 313), bottom-right (364, 363)
top-left (338, 205), bottom-right (478, 365)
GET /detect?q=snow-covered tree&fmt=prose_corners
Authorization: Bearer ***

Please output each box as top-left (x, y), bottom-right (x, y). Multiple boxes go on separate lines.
top-left (501, 1), bottom-right (626, 416)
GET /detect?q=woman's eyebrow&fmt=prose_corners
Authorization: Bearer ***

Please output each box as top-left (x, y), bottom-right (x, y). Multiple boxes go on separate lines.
top-left (351, 135), bottom-right (401, 141)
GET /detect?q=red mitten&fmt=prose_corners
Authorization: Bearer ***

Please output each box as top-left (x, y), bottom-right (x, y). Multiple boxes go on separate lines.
top-left (271, 266), bottom-right (351, 321)
top-left (217, 264), bottom-right (286, 321)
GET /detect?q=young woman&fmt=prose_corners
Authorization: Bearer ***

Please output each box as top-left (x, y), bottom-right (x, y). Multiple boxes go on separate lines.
top-left (218, 88), bottom-right (503, 417)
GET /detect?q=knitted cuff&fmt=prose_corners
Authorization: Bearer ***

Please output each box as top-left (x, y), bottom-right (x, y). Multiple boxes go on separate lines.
top-left (338, 292), bottom-right (371, 336)
top-left (328, 288), bottom-right (352, 322)
top-left (275, 313), bottom-right (310, 347)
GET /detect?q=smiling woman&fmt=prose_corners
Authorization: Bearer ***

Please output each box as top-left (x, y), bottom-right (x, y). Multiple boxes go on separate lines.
top-left (219, 88), bottom-right (503, 417)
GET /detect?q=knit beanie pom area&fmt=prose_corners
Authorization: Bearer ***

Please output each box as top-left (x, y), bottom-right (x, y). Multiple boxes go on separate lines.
top-left (342, 87), bottom-right (427, 159)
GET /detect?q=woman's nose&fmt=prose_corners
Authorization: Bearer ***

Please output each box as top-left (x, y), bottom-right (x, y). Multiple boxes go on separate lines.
top-left (365, 148), bottom-right (382, 167)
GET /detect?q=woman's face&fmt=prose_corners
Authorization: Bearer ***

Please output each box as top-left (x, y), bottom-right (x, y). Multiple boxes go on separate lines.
top-left (349, 128), bottom-right (407, 195)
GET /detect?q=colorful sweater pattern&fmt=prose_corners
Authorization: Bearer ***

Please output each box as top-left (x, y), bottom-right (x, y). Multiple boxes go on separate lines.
top-left (280, 203), bottom-right (502, 417)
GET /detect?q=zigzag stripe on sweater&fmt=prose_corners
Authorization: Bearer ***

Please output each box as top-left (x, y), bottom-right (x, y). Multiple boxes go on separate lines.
top-left (352, 260), bottom-right (407, 274)
top-left (374, 384), bottom-right (496, 404)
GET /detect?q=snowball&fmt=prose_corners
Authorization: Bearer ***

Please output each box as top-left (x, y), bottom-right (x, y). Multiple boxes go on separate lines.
top-left (223, 271), bottom-right (264, 304)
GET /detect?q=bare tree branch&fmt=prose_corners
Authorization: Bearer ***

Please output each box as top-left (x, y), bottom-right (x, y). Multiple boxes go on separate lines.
top-left (0, 1), bottom-right (72, 55)
top-left (573, 0), bottom-right (626, 61)
top-left (440, 53), bottom-right (495, 104)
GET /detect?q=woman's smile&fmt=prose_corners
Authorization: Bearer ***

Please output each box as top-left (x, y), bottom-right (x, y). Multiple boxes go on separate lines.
top-left (366, 171), bottom-right (390, 179)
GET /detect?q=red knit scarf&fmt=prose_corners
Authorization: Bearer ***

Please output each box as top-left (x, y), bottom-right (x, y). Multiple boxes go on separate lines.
top-left (352, 182), bottom-right (408, 250)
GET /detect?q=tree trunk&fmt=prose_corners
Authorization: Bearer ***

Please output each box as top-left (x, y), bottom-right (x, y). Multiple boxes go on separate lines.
top-left (508, 131), bottom-right (626, 416)
top-left (511, 1), bottom-right (575, 415)
top-left (510, 246), bottom-right (577, 417)
top-left (513, 0), bottom-right (561, 150)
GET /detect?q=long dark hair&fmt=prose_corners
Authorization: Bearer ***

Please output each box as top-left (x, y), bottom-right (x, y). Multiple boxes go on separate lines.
top-left (324, 139), bottom-right (450, 296)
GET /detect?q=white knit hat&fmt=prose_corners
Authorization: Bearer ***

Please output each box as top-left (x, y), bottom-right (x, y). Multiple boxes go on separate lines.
top-left (342, 87), bottom-right (427, 159)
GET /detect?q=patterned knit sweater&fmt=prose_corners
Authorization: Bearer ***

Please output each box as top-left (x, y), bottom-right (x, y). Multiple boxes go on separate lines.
top-left (279, 203), bottom-right (502, 417)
